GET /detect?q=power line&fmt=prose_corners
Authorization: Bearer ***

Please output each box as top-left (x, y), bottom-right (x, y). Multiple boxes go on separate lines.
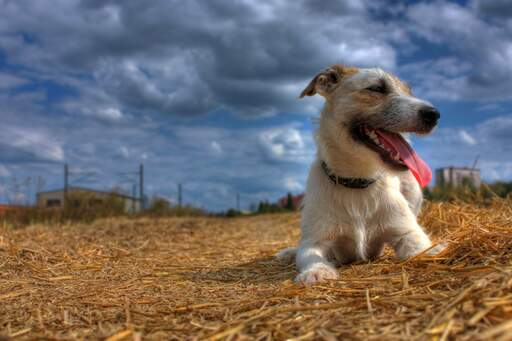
top-left (61, 163), bottom-right (144, 209)
top-left (70, 172), bottom-right (97, 185)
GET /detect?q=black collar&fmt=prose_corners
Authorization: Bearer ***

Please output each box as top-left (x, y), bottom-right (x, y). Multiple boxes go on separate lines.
top-left (321, 161), bottom-right (377, 189)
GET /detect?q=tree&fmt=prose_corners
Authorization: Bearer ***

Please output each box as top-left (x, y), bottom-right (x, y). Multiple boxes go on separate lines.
top-left (285, 192), bottom-right (294, 211)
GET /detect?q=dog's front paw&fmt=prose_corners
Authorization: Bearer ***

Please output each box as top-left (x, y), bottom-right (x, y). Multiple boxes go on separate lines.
top-left (426, 242), bottom-right (447, 256)
top-left (275, 247), bottom-right (296, 264)
top-left (295, 265), bottom-right (338, 286)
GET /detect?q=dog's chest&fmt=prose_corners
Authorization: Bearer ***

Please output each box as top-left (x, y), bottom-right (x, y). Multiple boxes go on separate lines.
top-left (327, 189), bottom-right (385, 239)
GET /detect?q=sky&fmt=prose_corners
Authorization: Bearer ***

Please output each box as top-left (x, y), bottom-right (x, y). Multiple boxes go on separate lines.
top-left (1, 0), bottom-right (512, 211)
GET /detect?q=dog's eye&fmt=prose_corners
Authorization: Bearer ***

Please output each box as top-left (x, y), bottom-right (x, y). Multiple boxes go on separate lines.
top-left (366, 84), bottom-right (386, 94)
top-left (328, 71), bottom-right (339, 84)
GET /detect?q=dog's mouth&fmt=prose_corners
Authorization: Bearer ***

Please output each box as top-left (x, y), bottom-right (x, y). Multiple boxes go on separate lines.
top-left (354, 125), bottom-right (432, 188)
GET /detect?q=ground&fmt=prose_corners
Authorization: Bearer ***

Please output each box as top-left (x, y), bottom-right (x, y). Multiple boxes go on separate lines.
top-left (1, 200), bottom-right (512, 340)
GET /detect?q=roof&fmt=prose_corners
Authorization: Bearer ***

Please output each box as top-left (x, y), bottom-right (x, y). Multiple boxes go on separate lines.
top-left (37, 186), bottom-right (139, 200)
top-left (436, 167), bottom-right (481, 172)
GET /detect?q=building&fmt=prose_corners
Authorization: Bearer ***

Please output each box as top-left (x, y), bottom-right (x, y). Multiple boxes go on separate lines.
top-left (435, 167), bottom-right (481, 188)
top-left (36, 187), bottom-right (142, 213)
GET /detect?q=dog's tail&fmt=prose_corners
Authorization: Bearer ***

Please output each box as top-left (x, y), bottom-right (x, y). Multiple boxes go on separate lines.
top-left (275, 247), bottom-right (297, 264)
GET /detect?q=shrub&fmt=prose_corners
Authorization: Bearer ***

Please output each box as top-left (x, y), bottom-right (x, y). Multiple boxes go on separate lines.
top-left (143, 196), bottom-right (207, 217)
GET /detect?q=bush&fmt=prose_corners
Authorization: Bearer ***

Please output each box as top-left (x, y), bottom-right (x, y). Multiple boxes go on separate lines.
top-left (143, 196), bottom-right (207, 217)
top-left (257, 200), bottom-right (287, 214)
top-left (424, 181), bottom-right (512, 204)
top-left (1, 191), bottom-right (127, 227)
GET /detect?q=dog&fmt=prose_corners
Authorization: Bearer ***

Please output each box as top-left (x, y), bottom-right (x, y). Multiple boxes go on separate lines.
top-left (277, 64), bottom-right (444, 285)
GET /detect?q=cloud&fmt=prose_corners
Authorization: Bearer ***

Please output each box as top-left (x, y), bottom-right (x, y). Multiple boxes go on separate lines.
top-left (0, 125), bottom-right (64, 163)
top-left (471, 0), bottom-right (512, 20)
top-left (210, 141), bottom-right (222, 155)
top-left (259, 126), bottom-right (313, 163)
top-left (338, 43), bottom-right (396, 70)
top-left (421, 114), bottom-right (512, 181)
top-left (0, 0), bottom-right (403, 118)
top-left (403, 1), bottom-right (512, 102)
top-left (119, 146), bottom-right (130, 159)
top-left (458, 130), bottom-right (477, 145)
top-left (477, 115), bottom-right (512, 145)
top-left (3, 0), bottom-right (511, 114)
top-left (284, 177), bottom-right (304, 192)
top-left (98, 107), bottom-right (123, 121)
top-left (0, 111), bottom-right (313, 210)
top-left (0, 72), bottom-right (27, 90)
top-left (0, 165), bottom-right (9, 177)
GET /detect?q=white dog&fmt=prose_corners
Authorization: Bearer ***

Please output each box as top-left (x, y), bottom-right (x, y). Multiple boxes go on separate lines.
top-left (277, 65), bottom-right (444, 285)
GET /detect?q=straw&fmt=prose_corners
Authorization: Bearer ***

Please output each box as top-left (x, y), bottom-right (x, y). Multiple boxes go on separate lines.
top-left (1, 199), bottom-right (512, 340)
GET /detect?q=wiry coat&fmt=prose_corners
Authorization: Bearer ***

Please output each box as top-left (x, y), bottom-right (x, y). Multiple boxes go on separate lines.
top-left (277, 65), bottom-right (444, 285)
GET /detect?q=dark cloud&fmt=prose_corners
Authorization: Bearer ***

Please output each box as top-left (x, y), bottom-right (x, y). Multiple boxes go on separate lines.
top-left (2, 0), bottom-right (509, 115)
top-left (472, 0), bottom-right (512, 20)
top-left (0, 0), bottom-right (401, 117)
top-left (404, 1), bottom-right (512, 101)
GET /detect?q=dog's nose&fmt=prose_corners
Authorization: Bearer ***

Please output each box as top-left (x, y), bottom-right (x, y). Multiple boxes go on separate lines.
top-left (419, 106), bottom-right (440, 126)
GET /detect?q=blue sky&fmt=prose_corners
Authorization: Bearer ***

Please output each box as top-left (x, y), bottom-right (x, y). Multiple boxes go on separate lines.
top-left (1, 0), bottom-right (512, 211)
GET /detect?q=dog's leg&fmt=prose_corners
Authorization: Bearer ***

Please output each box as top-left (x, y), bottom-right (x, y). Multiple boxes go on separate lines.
top-left (386, 209), bottom-right (444, 259)
top-left (390, 226), bottom-right (432, 259)
top-left (295, 243), bottom-right (338, 285)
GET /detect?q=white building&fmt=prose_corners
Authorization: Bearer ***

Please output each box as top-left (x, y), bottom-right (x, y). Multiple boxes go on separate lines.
top-left (435, 167), bottom-right (481, 188)
top-left (36, 186), bottom-right (142, 213)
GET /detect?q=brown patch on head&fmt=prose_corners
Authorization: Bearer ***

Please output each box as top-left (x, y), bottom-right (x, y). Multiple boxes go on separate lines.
top-left (349, 71), bottom-right (413, 114)
top-left (389, 74), bottom-right (412, 95)
top-left (331, 64), bottom-right (359, 78)
top-left (300, 64), bottom-right (359, 98)
top-left (351, 89), bottom-right (387, 114)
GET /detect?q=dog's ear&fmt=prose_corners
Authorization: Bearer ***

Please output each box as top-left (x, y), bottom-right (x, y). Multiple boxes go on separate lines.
top-left (299, 66), bottom-right (342, 98)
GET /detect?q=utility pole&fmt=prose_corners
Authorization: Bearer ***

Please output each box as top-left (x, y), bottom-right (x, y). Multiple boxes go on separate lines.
top-left (64, 163), bottom-right (69, 207)
top-left (471, 155), bottom-right (480, 170)
top-left (236, 193), bottom-right (240, 211)
top-left (139, 163), bottom-right (144, 209)
top-left (132, 184), bottom-right (137, 213)
top-left (178, 183), bottom-right (182, 208)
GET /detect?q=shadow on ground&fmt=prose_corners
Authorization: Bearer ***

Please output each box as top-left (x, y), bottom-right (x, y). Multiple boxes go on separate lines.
top-left (182, 256), bottom-right (297, 285)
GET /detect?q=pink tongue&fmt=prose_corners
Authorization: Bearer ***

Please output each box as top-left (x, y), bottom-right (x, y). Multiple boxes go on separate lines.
top-left (374, 130), bottom-right (432, 188)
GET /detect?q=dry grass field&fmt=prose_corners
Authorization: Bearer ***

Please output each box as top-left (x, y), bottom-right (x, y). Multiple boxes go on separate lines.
top-left (1, 200), bottom-right (512, 340)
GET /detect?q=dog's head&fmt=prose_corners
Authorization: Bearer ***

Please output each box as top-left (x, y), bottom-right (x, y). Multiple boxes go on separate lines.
top-left (301, 65), bottom-right (439, 186)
